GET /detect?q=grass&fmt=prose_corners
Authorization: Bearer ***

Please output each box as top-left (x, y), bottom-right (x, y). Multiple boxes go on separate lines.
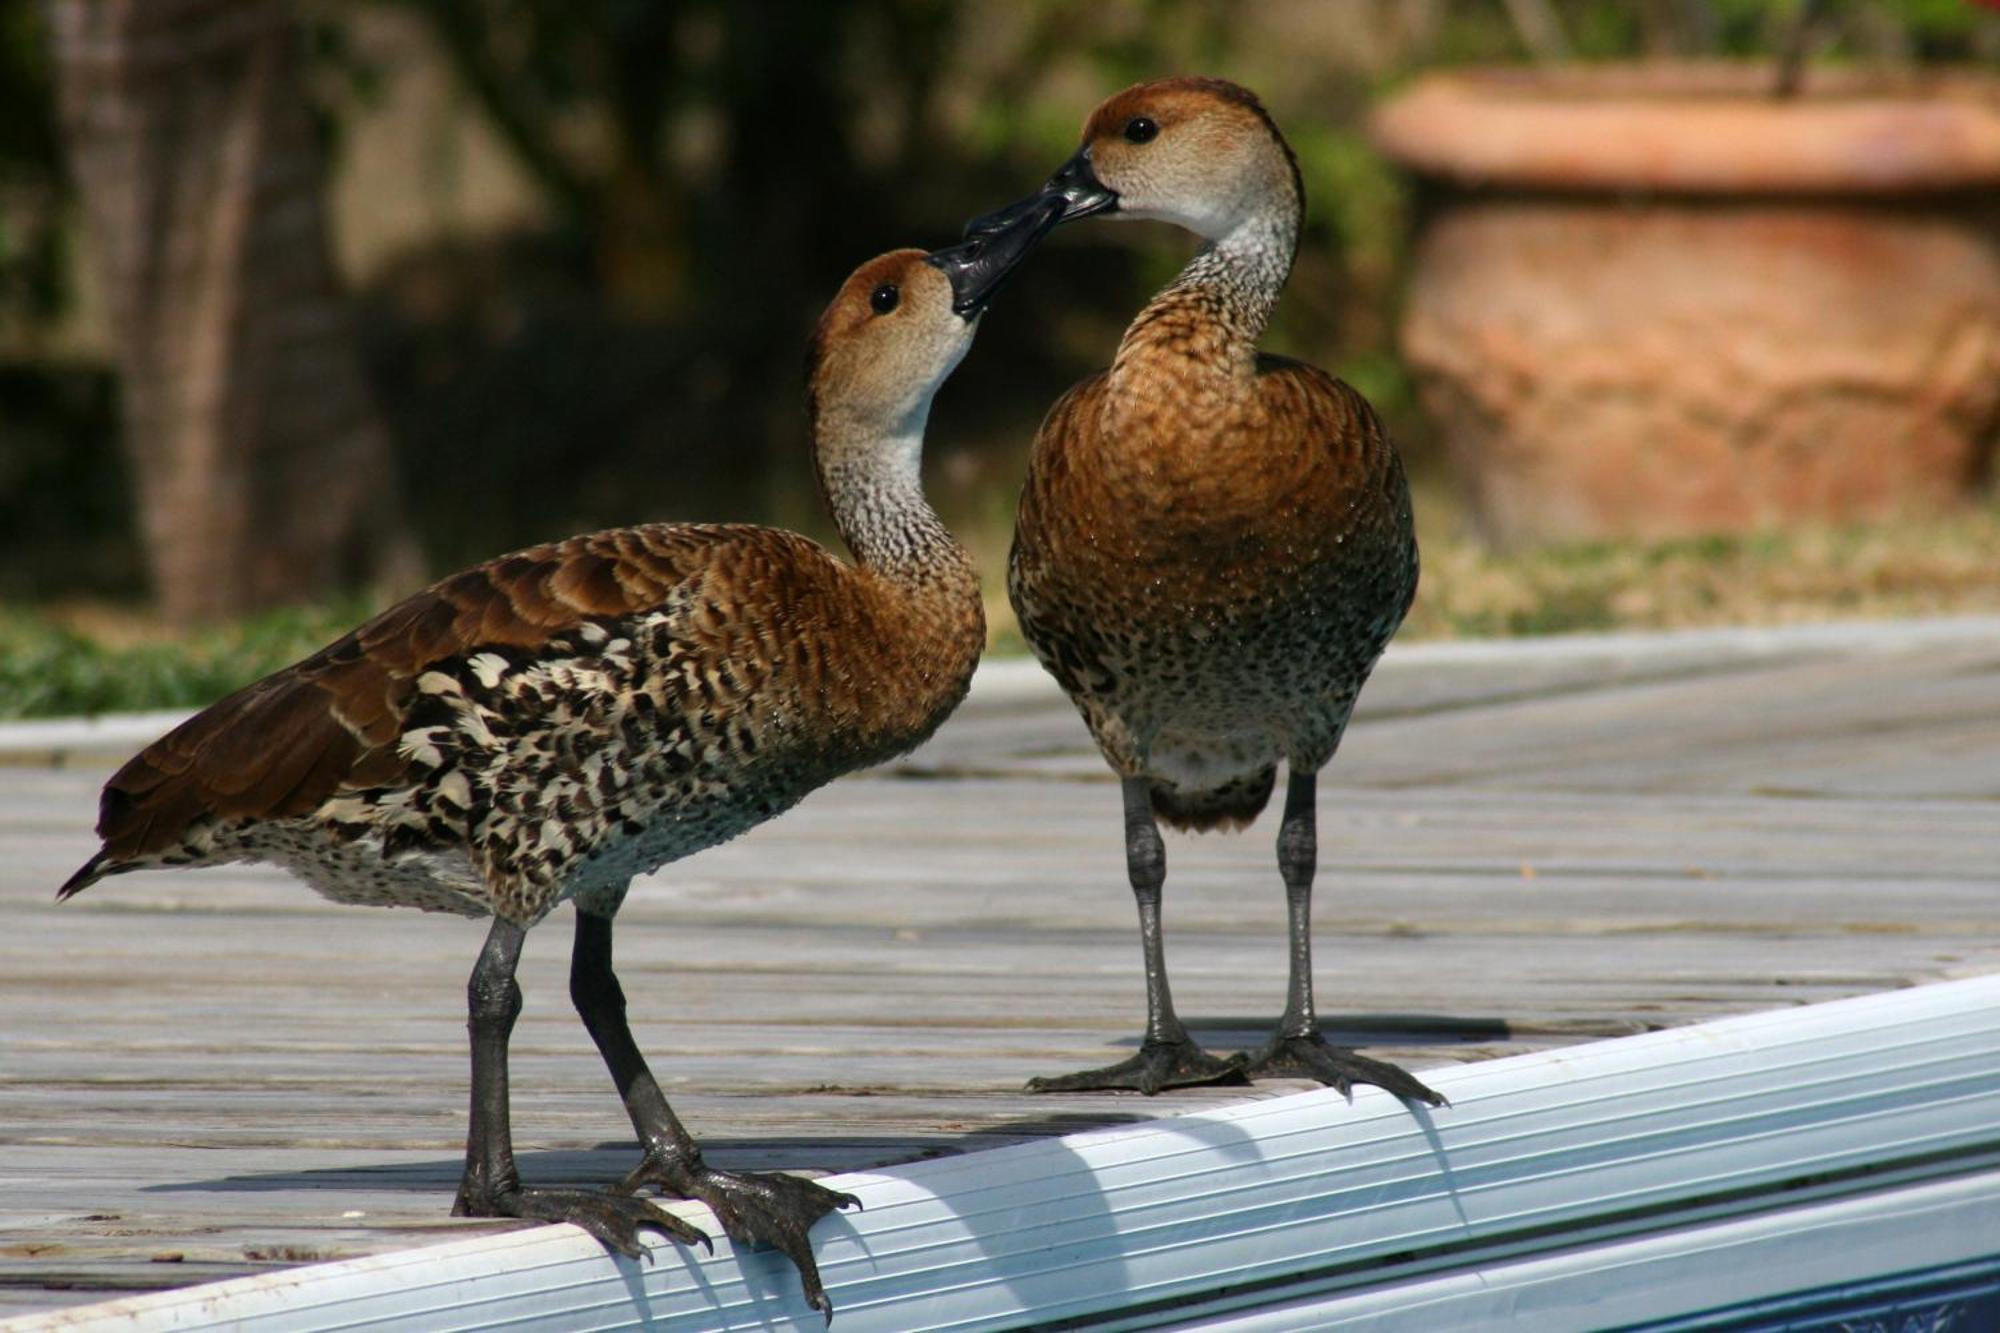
top-left (10, 491), bottom-right (2000, 721)
top-left (0, 599), bottom-right (375, 721)
top-left (1400, 495), bottom-right (2000, 641)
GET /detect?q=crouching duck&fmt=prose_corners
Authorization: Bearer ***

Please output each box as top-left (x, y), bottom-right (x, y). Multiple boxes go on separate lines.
top-left (57, 201), bottom-right (1064, 1320)
top-left (970, 77), bottom-right (1445, 1107)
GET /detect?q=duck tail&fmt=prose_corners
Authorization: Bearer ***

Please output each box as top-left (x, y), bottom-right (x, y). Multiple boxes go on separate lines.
top-left (56, 850), bottom-right (112, 902)
top-left (1150, 766), bottom-right (1276, 833)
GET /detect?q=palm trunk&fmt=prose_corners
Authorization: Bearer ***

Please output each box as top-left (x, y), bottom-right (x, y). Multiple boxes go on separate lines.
top-left (49, 0), bottom-right (421, 623)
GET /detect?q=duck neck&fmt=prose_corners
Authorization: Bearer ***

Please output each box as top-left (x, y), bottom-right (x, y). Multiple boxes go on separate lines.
top-left (1111, 197), bottom-right (1298, 386)
top-left (814, 409), bottom-right (973, 594)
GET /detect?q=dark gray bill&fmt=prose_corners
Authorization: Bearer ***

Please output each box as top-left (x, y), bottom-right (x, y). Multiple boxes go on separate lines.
top-left (963, 147), bottom-right (1119, 240)
top-left (927, 195), bottom-right (1066, 317)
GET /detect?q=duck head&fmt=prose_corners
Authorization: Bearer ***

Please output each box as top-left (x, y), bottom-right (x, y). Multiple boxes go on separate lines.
top-left (967, 76), bottom-right (1301, 245)
top-left (807, 198), bottom-right (1062, 454)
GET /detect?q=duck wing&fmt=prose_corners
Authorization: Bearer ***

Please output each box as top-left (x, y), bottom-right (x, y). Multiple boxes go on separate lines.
top-left (65, 524), bottom-right (801, 889)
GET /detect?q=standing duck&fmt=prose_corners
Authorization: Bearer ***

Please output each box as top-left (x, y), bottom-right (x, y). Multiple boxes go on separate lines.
top-left (970, 78), bottom-right (1444, 1106)
top-left (56, 205), bottom-right (1062, 1319)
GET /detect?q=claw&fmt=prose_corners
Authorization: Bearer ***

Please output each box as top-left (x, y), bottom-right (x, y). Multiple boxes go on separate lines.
top-left (1028, 1037), bottom-right (1248, 1095)
top-left (1234, 1031), bottom-right (1448, 1107)
top-left (622, 1152), bottom-right (855, 1317)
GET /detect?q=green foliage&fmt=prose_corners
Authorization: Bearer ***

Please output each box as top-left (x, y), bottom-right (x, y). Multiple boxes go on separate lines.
top-left (0, 599), bottom-right (377, 720)
top-left (1328, 349), bottom-right (1415, 428)
top-left (1293, 126), bottom-right (1407, 282)
top-left (9, 0), bottom-right (1998, 612)
top-left (1402, 498), bottom-right (2000, 643)
top-left (19, 497), bottom-right (2000, 720)
top-left (1543, 0), bottom-right (1998, 61)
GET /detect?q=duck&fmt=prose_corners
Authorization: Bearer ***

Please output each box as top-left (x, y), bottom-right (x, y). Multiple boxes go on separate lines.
top-left (55, 202), bottom-right (1063, 1320)
top-left (968, 77), bottom-right (1444, 1106)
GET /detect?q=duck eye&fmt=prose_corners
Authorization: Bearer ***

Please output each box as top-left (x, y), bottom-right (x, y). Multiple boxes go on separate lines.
top-left (869, 283), bottom-right (900, 315)
top-left (1123, 116), bottom-right (1159, 144)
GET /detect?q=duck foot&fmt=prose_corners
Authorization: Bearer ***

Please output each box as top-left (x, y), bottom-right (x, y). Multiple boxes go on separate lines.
top-left (619, 1152), bottom-right (860, 1321)
top-left (1027, 1037), bottom-right (1249, 1095)
top-left (452, 1184), bottom-right (709, 1258)
top-left (1233, 1031), bottom-right (1448, 1107)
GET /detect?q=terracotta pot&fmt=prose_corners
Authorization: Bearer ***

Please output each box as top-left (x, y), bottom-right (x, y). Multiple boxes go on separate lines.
top-left (1371, 65), bottom-right (2000, 546)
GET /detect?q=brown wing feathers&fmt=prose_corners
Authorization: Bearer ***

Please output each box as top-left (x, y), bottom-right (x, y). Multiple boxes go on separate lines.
top-left (62, 527), bottom-right (711, 894)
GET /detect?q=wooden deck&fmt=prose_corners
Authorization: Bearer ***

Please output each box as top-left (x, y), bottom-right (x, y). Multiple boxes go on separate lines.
top-left (5, 620), bottom-right (2000, 1317)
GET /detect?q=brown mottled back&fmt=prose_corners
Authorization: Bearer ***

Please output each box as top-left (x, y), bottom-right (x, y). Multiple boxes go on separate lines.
top-left (90, 531), bottom-right (654, 863)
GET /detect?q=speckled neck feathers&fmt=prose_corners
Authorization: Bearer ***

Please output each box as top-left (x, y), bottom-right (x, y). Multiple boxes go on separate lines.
top-left (1113, 187), bottom-right (1299, 394)
top-left (814, 414), bottom-right (973, 596)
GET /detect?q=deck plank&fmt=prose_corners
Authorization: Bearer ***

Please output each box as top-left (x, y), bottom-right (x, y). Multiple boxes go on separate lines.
top-left (4, 625), bottom-right (2000, 1313)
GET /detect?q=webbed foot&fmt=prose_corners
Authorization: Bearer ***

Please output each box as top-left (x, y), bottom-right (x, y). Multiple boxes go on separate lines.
top-left (620, 1151), bottom-right (859, 1321)
top-left (1233, 1030), bottom-right (1448, 1107)
top-left (1027, 1037), bottom-right (1249, 1095)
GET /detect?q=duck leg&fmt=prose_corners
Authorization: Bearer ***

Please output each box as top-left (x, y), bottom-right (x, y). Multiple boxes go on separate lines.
top-left (570, 909), bottom-right (859, 1320)
top-left (452, 916), bottom-right (702, 1254)
top-left (1029, 777), bottom-right (1245, 1094)
top-left (1231, 771), bottom-right (1447, 1106)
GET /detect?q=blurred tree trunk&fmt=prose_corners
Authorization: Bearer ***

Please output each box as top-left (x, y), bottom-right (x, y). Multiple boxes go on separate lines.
top-left (49, 0), bottom-right (421, 623)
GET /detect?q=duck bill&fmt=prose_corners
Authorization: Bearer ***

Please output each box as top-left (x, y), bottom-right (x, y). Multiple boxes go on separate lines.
top-left (927, 195), bottom-right (1067, 318)
top-left (963, 148), bottom-right (1118, 241)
